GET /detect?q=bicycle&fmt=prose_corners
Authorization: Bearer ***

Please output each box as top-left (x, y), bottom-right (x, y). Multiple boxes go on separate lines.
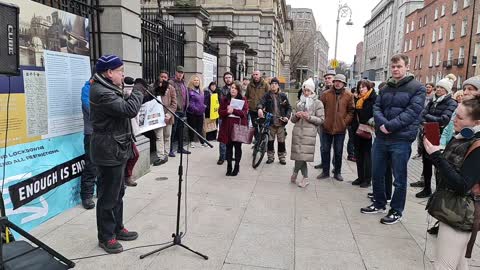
top-left (252, 112), bottom-right (273, 168)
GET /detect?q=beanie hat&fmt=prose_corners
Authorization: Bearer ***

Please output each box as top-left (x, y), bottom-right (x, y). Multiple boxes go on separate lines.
top-left (463, 75), bottom-right (480, 91)
top-left (95, 55), bottom-right (124, 73)
top-left (270, 77), bottom-right (280, 84)
top-left (436, 74), bottom-right (457, 94)
top-left (302, 78), bottom-right (315, 92)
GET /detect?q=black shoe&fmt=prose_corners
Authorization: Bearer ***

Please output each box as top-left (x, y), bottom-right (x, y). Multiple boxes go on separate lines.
top-left (359, 181), bottom-right (371, 188)
top-left (360, 204), bottom-right (387, 214)
top-left (316, 172), bottom-right (330, 179)
top-left (279, 160), bottom-right (286, 165)
top-left (217, 159), bottom-right (225, 165)
top-left (352, 179), bottom-right (362, 185)
top-left (231, 163), bottom-right (240, 176)
top-left (367, 192), bottom-right (374, 198)
top-left (99, 239), bottom-right (123, 254)
top-left (226, 162), bottom-right (232, 176)
top-left (177, 149), bottom-right (191, 154)
top-left (266, 158), bottom-right (274, 164)
top-left (415, 189), bottom-right (432, 198)
top-left (125, 176), bottom-right (138, 187)
top-left (334, 174), bottom-right (344, 181)
top-left (82, 198), bottom-right (95, 210)
top-left (410, 180), bottom-right (425, 187)
top-left (314, 164), bottom-right (322, 169)
top-left (380, 210), bottom-right (402, 225)
top-left (427, 221), bottom-right (439, 235)
top-left (116, 228), bottom-right (138, 241)
top-left (153, 157), bottom-right (168, 166)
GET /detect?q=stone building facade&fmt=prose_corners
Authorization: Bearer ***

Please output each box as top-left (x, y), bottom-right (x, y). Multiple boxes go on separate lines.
top-left (404, 0), bottom-right (477, 87)
top-left (353, 41), bottom-right (364, 81)
top-left (316, 31), bottom-right (329, 79)
top-left (362, 0), bottom-right (423, 81)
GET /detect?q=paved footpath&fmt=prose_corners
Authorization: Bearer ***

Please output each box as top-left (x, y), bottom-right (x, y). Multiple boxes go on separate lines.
top-left (31, 130), bottom-right (480, 270)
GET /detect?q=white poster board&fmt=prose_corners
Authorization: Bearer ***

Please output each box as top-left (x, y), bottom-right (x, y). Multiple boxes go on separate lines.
top-left (132, 98), bottom-right (166, 135)
top-left (203, 52), bottom-right (218, 87)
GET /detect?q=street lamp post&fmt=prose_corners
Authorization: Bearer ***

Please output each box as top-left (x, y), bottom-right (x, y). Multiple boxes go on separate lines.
top-left (334, 2), bottom-right (353, 66)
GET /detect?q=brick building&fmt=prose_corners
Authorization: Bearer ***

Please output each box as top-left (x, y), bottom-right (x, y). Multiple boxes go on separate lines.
top-left (404, 0), bottom-right (477, 89)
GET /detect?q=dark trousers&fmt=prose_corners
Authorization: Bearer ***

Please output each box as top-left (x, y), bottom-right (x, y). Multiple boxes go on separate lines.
top-left (187, 113), bottom-right (205, 144)
top-left (385, 158), bottom-right (393, 200)
top-left (249, 110), bottom-right (259, 141)
top-left (347, 126), bottom-right (355, 157)
top-left (125, 144), bottom-right (139, 177)
top-left (226, 142), bottom-right (242, 162)
top-left (96, 163), bottom-right (126, 242)
top-left (170, 111), bottom-right (186, 151)
top-left (321, 132), bottom-right (346, 175)
top-left (353, 135), bottom-right (372, 184)
top-left (81, 134), bottom-right (97, 200)
top-left (421, 149), bottom-right (434, 192)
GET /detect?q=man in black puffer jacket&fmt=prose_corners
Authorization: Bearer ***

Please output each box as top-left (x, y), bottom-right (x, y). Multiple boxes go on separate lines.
top-left (89, 55), bottom-right (143, 254)
top-left (361, 54), bottom-right (426, 225)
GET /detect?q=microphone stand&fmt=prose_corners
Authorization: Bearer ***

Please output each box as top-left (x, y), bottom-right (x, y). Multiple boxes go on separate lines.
top-left (139, 85), bottom-right (210, 260)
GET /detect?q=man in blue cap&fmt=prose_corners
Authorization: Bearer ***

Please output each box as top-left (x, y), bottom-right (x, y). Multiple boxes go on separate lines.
top-left (90, 55), bottom-right (143, 253)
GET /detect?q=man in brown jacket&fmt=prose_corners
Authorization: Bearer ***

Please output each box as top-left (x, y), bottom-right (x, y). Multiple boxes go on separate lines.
top-left (317, 74), bottom-right (354, 181)
top-left (246, 70), bottom-right (270, 140)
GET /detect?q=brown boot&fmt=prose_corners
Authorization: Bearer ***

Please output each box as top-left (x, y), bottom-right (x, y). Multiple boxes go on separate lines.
top-left (125, 176), bottom-right (137, 187)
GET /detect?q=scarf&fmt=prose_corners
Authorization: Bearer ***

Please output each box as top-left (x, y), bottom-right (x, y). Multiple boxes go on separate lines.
top-left (455, 125), bottom-right (480, 139)
top-left (299, 94), bottom-right (315, 113)
top-left (432, 94), bottom-right (447, 108)
top-left (356, 89), bottom-right (373, 109)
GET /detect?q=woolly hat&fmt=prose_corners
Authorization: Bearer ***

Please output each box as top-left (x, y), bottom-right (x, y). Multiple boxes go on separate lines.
top-left (463, 75), bottom-right (480, 91)
top-left (95, 55), bottom-right (123, 73)
top-left (302, 78), bottom-right (315, 92)
top-left (270, 77), bottom-right (280, 84)
top-left (436, 74), bottom-right (457, 94)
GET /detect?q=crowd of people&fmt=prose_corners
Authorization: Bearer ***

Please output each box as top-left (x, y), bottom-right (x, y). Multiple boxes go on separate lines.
top-left (80, 53), bottom-right (480, 269)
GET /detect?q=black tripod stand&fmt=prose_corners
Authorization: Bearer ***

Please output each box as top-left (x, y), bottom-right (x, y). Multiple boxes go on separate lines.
top-left (136, 80), bottom-right (210, 260)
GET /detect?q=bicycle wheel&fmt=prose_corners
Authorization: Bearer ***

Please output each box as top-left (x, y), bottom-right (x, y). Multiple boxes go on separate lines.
top-left (252, 133), bottom-right (269, 168)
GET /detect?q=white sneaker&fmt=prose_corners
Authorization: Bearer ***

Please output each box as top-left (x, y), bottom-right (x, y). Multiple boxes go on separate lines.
top-left (190, 143), bottom-right (195, 148)
top-left (201, 143), bottom-right (208, 148)
top-left (297, 178), bottom-right (310, 188)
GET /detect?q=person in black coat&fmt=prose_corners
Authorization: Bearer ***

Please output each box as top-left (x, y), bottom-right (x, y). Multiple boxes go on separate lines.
top-left (351, 80), bottom-right (377, 188)
top-left (416, 74), bottom-right (458, 198)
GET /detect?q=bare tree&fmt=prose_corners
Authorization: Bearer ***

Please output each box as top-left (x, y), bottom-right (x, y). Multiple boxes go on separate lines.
top-left (290, 29), bottom-right (316, 82)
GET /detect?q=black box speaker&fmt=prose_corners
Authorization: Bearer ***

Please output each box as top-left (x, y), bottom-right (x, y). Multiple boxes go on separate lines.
top-left (0, 1), bottom-right (19, 76)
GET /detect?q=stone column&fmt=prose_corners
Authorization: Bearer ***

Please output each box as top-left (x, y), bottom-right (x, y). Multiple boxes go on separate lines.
top-left (245, 48), bottom-right (258, 77)
top-left (209, 26), bottom-right (236, 87)
top-left (167, 6), bottom-right (210, 79)
top-left (231, 41), bottom-right (249, 81)
top-left (98, 0), bottom-right (148, 179)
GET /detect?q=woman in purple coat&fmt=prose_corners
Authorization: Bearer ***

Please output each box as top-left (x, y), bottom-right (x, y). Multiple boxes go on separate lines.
top-left (217, 81), bottom-right (249, 176)
top-left (186, 74), bottom-right (207, 147)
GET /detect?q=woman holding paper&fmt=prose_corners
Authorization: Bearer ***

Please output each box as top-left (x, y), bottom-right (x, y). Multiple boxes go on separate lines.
top-left (217, 81), bottom-right (249, 176)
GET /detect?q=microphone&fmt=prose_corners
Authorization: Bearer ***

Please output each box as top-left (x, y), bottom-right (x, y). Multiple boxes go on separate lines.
top-left (124, 76), bottom-right (135, 85)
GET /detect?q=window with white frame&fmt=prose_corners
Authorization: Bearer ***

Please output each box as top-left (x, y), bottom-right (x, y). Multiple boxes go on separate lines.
top-left (409, 39), bottom-right (413, 50)
top-left (404, 40), bottom-right (408, 52)
top-left (457, 76), bottom-right (463, 89)
top-left (459, 46), bottom-right (465, 61)
top-left (417, 36), bottom-right (420, 48)
top-left (453, 0), bottom-right (458, 13)
top-left (406, 23), bottom-right (409, 34)
top-left (411, 21), bottom-right (415, 31)
top-left (422, 34), bottom-right (425, 46)
top-left (434, 8), bottom-right (439, 20)
top-left (464, 0), bottom-right (470, 8)
top-left (414, 56), bottom-right (418, 69)
top-left (436, 50), bottom-right (441, 65)
top-left (431, 75), bottom-right (435, 83)
top-left (461, 18), bottom-right (468, 36)
top-left (439, 27), bottom-right (443, 40)
top-left (419, 55), bottom-right (423, 69)
top-left (448, 49), bottom-right (454, 61)
top-left (450, 24), bottom-right (456, 40)
top-left (432, 29), bottom-right (437, 42)
top-left (429, 52), bottom-right (434, 67)
top-left (441, 4), bottom-right (446, 16)
top-left (424, 15), bottom-right (427, 26)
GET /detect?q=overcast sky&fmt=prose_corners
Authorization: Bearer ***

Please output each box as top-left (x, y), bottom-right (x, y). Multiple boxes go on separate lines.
top-left (286, 0), bottom-right (380, 64)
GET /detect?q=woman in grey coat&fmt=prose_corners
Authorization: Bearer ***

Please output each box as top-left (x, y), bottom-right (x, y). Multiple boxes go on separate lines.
top-left (290, 78), bottom-right (325, 187)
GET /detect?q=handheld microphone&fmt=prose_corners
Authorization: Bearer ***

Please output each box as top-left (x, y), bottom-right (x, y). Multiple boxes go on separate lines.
top-left (124, 76), bottom-right (135, 85)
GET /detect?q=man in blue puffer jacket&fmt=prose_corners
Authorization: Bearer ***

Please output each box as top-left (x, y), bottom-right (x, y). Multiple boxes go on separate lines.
top-left (361, 54), bottom-right (426, 225)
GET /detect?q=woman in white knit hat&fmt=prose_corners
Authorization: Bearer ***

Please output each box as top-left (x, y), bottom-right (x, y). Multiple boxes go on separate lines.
top-left (290, 78), bottom-right (325, 187)
top-left (415, 74), bottom-right (458, 198)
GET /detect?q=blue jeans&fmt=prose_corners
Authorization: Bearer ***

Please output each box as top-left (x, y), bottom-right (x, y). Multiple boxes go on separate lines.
top-left (372, 138), bottom-right (412, 214)
top-left (321, 133), bottom-right (346, 175)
